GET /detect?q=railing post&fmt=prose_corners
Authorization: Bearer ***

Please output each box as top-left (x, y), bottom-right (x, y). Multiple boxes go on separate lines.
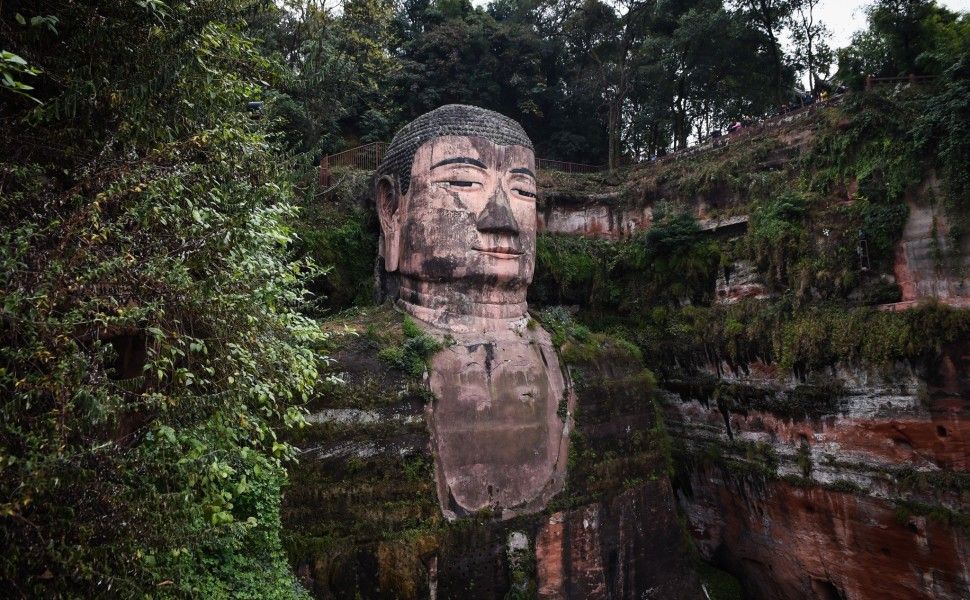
top-left (319, 154), bottom-right (331, 188)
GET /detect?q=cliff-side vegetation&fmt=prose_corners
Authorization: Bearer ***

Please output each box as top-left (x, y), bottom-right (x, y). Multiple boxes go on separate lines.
top-left (0, 2), bottom-right (320, 596)
top-left (531, 77), bottom-right (970, 383)
top-left (532, 207), bottom-right (721, 312)
top-left (294, 167), bottom-right (378, 314)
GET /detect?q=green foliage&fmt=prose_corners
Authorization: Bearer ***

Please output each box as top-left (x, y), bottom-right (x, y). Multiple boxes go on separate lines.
top-left (0, 49), bottom-right (42, 101)
top-left (535, 306), bottom-right (645, 370)
top-left (378, 316), bottom-right (443, 377)
top-left (297, 207), bottom-right (378, 312)
top-left (292, 166), bottom-right (377, 312)
top-left (854, 197), bottom-right (910, 259)
top-left (697, 561), bottom-right (745, 600)
top-left (253, 0), bottom-right (801, 164)
top-left (589, 298), bottom-right (970, 385)
top-left (504, 541), bottom-right (537, 600)
top-left (643, 205), bottom-right (703, 252)
top-left (533, 235), bottom-right (614, 308)
top-left (532, 211), bottom-right (720, 314)
top-left (256, 0), bottom-right (400, 157)
top-left (636, 208), bottom-right (722, 304)
top-left (746, 191), bottom-right (808, 288)
top-left (837, 0), bottom-right (969, 83)
top-left (0, 1), bottom-right (319, 596)
top-left (915, 53), bottom-right (970, 237)
top-left (806, 93), bottom-right (925, 201)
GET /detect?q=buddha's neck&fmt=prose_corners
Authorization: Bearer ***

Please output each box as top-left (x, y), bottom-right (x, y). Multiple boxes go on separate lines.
top-left (396, 276), bottom-right (528, 332)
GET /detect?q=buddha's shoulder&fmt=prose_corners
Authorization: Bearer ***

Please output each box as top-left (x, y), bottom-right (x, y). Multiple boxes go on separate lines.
top-left (312, 304), bottom-right (435, 410)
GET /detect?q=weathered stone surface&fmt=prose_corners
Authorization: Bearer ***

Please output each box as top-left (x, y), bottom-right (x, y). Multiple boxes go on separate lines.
top-left (665, 342), bottom-right (970, 600)
top-left (537, 482), bottom-right (697, 600)
top-left (424, 321), bottom-right (573, 519)
top-left (714, 260), bottom-right (770, 305)
top-left (680, 464), bottom-right (970, 600)
top-left (375, 105), bottom-right (573, 518)
top-left (538, 197), bottom-right (652, 239)
top-left (890, 195), bottom-right (970, 309)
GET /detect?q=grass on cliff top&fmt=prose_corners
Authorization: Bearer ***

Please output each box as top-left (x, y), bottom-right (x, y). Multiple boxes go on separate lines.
top-left (537, 167), bottom-right (626, 194)
top-left (623, 104), bottom-right (831, 203)
top-left (318, 304), bottom-right (445, 374)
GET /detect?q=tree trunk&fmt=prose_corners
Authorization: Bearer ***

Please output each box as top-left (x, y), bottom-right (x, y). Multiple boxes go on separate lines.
top-left (758, 0), bottom-right (784, 105)
top-left (607, 100), bottom-right (620, 171)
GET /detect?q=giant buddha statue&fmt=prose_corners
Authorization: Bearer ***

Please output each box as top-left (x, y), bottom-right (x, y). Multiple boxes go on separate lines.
top-left (375, 105), bottom-right (573, 520)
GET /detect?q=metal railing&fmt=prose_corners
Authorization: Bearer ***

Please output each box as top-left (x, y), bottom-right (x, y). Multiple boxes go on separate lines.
top-left (656, 94), bottom-right (846, 164)
top-left (536, 158), bottom-right (607, 174)
top-left (319, 142), bottom-right (387, 187)
top-left (322, 141), bottom-right (389, 171)
top-left (865, 74), bottom-right (937, 89)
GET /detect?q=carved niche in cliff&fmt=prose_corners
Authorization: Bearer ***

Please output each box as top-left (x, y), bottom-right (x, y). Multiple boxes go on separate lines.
top-left (375, 105), bottom-right (573, 520)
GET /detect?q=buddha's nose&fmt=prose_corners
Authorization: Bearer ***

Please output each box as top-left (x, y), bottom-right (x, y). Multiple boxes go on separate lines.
top-left (476, 186), bottom-right (519, 234)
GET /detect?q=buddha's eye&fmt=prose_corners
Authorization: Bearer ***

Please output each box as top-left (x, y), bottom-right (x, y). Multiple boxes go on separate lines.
top-left (513, 188), bottom-right (537, 199)
top-left (438, 180), bottom-right (481, 190)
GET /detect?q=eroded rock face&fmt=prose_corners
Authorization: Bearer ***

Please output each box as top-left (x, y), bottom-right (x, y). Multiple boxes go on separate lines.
top-left (375, 105), bottom-right (572, 518)
top-left (281, 306), bottom-right (703, 599)
top-left (890, 196), bottom-right (970, 309)
top-left (538, 196), bottom-right (652, 239)
top-left (714, 260), bottom-right (770, 305)
top-left (665, 343), bottom-right (970, 600)
top-left (536, 482), bottom-right (695, 600)
top-left (681, 464), bottom-right (970, 600)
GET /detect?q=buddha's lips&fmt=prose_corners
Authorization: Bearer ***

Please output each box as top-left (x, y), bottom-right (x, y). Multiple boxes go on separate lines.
top-left (473, 246), bottom-right (523, 258)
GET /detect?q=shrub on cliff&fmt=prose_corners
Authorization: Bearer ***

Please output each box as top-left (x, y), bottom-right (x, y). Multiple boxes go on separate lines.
top-left (532, 210), bottom-right (719, 314)
top-left (1, 2), bottom-right (319, 596)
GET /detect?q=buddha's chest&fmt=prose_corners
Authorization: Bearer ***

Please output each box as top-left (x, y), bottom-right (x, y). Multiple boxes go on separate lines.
top-left (424, 329), bottom-right (573, 519)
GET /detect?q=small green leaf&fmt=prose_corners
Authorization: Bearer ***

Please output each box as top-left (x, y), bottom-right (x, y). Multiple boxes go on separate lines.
top-left (157, 425), bottom-right (176, 444)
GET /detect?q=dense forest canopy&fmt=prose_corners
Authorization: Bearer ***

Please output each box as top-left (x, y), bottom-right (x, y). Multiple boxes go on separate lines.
top-left (1, 0), bottom-right (968, 596)
top-left (253, 0), bottom-right (968, 164)
top-left (4, 0), bottom-right (968, 165)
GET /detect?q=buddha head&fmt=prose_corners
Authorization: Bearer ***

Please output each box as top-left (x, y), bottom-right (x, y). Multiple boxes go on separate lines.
top-left (375, 105), bottom-right (537, 322)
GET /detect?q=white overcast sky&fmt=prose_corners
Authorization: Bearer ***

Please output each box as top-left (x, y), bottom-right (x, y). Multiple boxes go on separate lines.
top-left (816, 0), bottom-right (969, 48)
top-left (465, 0), bottom-right (969, 49)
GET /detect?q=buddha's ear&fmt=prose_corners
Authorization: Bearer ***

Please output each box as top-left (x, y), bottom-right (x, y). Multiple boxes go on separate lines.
top-left (376, 175), bottom-right (402, 272)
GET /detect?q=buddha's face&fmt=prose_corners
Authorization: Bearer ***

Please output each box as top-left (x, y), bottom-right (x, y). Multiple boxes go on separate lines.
top-left (379, 136), bottom-right (537, 289)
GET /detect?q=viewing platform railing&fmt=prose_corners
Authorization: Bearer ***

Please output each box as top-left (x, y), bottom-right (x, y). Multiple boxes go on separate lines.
top-left (536, 158), bottom-right (607, 173)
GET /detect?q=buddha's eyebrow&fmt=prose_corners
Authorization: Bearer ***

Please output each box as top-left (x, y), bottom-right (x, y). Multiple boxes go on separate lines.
top-left (510, 167), bottom-right (535, 178)
top-left (430, 157), bottom-right (486, 169)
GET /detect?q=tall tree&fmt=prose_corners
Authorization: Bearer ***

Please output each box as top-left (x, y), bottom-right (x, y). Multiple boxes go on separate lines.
top-left (788, 0), bottom-right (833, 95)
top-left (1, 1), bottom-right (319, 595)
top-left (867, 0), bottom-right (936, 74)
top-left (734, 0), bottom-right (793, 104)
top-left (837, 0), bottom-right (968, 84)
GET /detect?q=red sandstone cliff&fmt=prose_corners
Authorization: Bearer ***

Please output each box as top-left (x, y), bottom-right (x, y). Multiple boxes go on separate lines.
top-left (664, 342), bottom-right (970, 599)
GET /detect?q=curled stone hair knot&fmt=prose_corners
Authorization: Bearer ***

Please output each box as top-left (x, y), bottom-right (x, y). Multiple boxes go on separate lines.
top-left (377, 104), bottom-right (533, 195)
